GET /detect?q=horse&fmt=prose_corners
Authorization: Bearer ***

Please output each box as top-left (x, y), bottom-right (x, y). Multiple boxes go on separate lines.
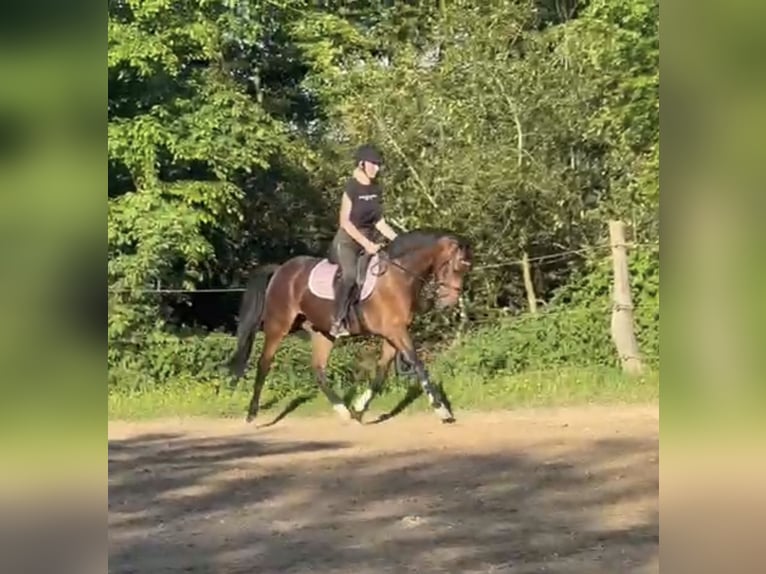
top-left (227, 227), bottom-right (473, 424)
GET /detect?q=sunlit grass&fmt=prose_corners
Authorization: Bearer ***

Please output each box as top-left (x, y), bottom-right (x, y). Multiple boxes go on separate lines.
top-left (108, 366), bottom-right (659, 421)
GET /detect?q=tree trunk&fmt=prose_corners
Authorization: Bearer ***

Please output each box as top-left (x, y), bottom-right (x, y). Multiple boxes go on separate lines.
top-left (521, 252), bottom-right (538, 314)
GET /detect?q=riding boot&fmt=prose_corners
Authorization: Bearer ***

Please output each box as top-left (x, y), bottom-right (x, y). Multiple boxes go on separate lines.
top-left (330, 280), bottom-right (353, 337)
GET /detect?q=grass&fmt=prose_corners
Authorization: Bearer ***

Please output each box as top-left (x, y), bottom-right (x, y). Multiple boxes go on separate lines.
top-left (108, 366), bottom-right (659, 421)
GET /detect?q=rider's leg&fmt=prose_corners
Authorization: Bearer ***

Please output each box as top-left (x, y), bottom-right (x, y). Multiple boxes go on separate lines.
top-left (330, 231), bottom-right (360, 336)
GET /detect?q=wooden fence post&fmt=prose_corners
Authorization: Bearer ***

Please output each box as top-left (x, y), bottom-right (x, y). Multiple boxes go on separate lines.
top-left (521, 252), bottom-right (538, 314)
top-left (608, 220), bottom-right (645, 375)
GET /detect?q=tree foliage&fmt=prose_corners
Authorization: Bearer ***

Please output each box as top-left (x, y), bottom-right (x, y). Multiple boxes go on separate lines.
top-left (108, 0), bottom-right (659, 384)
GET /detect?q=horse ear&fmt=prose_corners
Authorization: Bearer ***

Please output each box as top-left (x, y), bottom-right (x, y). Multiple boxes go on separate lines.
top-left (446, 237), bottom-right (462, 252)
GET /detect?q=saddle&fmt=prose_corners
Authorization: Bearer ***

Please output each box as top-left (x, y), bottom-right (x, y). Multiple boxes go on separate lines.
top-left (307, 253), bottom-right (382, 302)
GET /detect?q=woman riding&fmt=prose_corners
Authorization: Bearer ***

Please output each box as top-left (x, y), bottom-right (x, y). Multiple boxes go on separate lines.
top-left (329, 144), bottom-right (399, 337)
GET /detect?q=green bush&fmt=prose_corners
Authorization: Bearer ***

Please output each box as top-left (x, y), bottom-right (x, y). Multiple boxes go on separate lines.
top-left (549, 245), bottom-right (659, 367)
top-left (431, 306), bottom-right (612, 382)
top-left (108, 329), bottom-right (385, 399)
top-left (431, 245), bottom-right (659, 383)
top-left (108, 246), bottom-right (659, 400)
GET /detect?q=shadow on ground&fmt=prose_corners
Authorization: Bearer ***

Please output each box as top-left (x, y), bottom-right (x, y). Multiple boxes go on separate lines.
top-left (108, 428), bottom-right (658, 573)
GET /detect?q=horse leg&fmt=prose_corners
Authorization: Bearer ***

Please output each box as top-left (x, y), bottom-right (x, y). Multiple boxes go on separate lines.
top-left (246, 317), bottom-right (291, 423)
top-left (310, 330), bottom-right (354, 421)
top-left (388, 329), bottom-right (455, 423)
top-left (352, 339), bottom-right (397, 419)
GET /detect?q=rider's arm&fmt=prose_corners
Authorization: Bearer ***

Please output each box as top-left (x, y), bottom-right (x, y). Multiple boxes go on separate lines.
top-left (339, 192), bottom-right (377, 251)
top-left (374, 217), bottom-right (398, 241)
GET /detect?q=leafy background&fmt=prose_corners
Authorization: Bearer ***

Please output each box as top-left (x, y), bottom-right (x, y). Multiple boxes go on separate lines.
top-left (108, 0), bottom-right (658, 398)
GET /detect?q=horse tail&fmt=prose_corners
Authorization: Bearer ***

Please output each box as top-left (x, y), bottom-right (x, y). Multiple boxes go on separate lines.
top-left (227, 264), bottom-right (280, 378)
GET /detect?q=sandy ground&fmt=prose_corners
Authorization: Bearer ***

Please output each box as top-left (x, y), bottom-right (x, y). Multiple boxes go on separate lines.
top-left (108, 405), bottom-right (658, 573)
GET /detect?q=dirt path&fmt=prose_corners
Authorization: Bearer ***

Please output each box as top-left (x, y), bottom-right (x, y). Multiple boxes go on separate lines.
top-left (108, 405), bottom-right (658, 573)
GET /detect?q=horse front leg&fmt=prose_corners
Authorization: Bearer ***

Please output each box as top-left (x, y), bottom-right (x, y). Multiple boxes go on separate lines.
top-left (388, 329), bottom-right (455, 423)
top-left (352, 339), bottom-right (397, 419)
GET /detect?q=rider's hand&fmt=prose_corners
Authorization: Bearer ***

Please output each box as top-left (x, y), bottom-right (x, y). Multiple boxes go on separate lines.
top-left (366, 242), bottom-right (383, 255)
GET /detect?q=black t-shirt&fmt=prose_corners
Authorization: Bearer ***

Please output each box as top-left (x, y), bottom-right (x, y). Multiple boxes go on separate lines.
top-left (345, 177), bottom-right (383, 233)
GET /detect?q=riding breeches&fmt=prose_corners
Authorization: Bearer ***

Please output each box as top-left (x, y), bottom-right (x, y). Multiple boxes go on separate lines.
top-left (330, 228), bottom-right (361, 289)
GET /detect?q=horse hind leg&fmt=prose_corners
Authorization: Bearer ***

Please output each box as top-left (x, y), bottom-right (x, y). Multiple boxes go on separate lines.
top-left (246, 315), bottom-right (292, 423)
top-left (311, 330), bottom-right (355, 422)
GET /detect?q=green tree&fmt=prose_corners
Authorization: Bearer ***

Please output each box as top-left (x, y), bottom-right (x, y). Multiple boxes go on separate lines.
top-left (108, 0), bottom-right (659, 388)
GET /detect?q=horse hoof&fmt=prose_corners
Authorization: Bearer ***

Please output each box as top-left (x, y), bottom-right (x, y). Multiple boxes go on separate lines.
top-left (349, 409), bottom-right (364, 424)
top-left (245, 412), bottom-right (256, 423)
top-left (441, 416), bottom-right (456, 424)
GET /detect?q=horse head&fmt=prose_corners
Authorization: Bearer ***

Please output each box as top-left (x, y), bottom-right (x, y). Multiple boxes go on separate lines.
top-left (431, 234), bottom-right (473, 308)
top-left (384, 228), bottom-right (473, 308)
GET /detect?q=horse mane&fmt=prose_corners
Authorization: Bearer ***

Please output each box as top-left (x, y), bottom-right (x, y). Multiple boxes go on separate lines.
top-left (385, 227), bottom-right (471, 259)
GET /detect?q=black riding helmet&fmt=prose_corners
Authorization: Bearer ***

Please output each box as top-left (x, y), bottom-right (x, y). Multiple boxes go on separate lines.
top-left (354, 144), bottom-right (384, 166)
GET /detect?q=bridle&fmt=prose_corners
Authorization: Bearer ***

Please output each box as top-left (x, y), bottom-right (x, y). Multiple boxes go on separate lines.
top-left (371, 248), bottom-right (471, 294)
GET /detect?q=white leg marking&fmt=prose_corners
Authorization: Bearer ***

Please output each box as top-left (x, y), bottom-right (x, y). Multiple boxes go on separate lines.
top-left (333, 403), bottom-right (352, 420)
top-left (421, 382), bottom-right (438, 407)
top-left (435, 404), bottom-right (453, 421)
top-left (353, 389), bottom-right (374, 413)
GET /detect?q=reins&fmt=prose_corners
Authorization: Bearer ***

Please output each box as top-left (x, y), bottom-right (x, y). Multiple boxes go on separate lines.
top-left (372, 249), bottom-right (461, 293)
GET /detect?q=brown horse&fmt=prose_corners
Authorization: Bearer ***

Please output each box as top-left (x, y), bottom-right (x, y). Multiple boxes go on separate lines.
top-left (227, 228), bottom-right (473, 424)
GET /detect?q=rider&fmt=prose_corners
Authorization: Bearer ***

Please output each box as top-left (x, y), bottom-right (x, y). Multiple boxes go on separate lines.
top-left (329, 143), bottom-right (399, 337)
